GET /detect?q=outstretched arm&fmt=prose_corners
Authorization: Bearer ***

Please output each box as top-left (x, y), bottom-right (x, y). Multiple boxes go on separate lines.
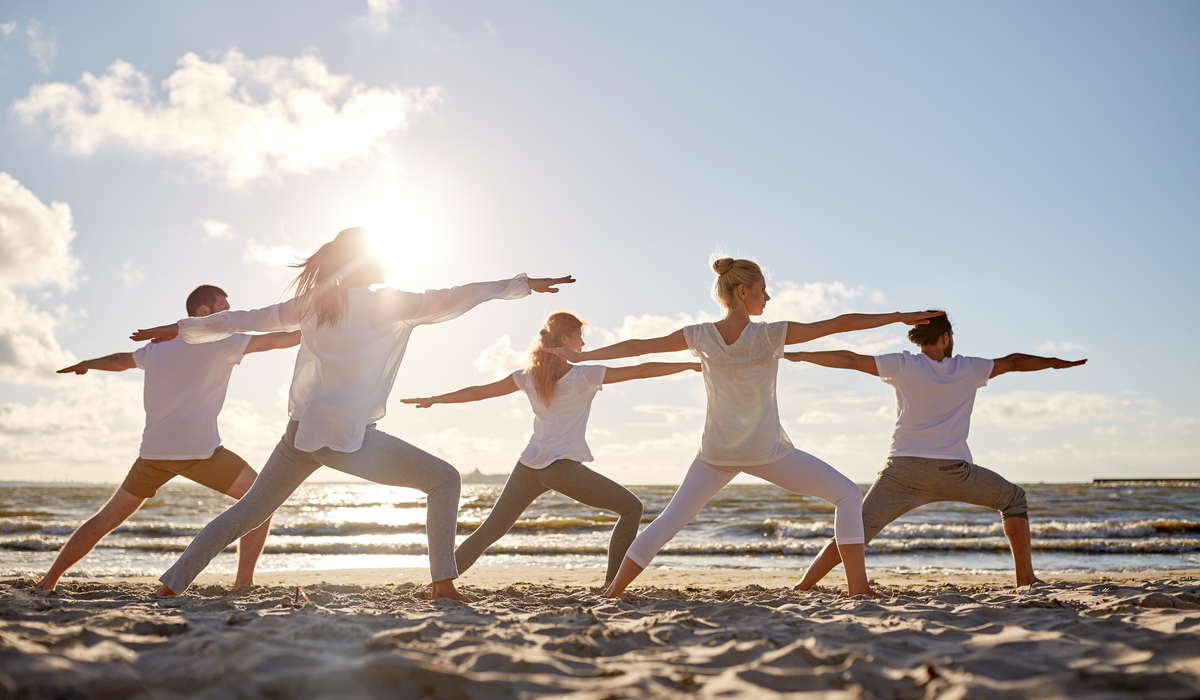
top-left (785, 310), bottom-right (945, 345)
top-left (245, 331), bottom-right (302, 355)
top-left (132, 299), bottom-right (301, 344)
top-left (784, 350), bottom-right (879, 376)
top-left (58, 353), bottom-right (137, 375)
top-left (602, 361), bottom-right (701, 384)
top-left (371, 275), bottom-right (575, 328)
top-left (990, 354), bottom-right (1087, 378)
top-left (546, 329), bottom-right (689, 363)
top-left (401, 376), bottom-right (520, 408)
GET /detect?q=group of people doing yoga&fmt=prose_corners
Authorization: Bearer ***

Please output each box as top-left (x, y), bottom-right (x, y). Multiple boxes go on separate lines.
top-left (40, 226), bottom-right (1086, 601)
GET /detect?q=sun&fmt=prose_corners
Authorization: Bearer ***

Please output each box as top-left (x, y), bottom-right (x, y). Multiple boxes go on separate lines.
top-left (357, 168), bottom-right (447, 290)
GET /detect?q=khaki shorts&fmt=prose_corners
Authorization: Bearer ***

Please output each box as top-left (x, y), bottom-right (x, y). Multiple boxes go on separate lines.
top-left (120, 446), bottom-right (249, 499)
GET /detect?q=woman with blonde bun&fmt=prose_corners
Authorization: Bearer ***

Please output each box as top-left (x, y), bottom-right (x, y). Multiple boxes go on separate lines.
top-left (403, 311), bottom-right (700, 586)
top-left (548, 257), bottom-right (943, 598)
top-left (133, 227), bottom-right (574, 602)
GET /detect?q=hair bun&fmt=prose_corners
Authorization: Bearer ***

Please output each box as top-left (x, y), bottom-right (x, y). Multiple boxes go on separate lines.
top-left (712, 257), bottom-right (735, 275)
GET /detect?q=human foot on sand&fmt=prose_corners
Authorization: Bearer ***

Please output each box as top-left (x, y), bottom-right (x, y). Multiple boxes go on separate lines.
top-left (426, 579), bottom-right (474, 603)
top-left (156, 585), bottom-right (176, 596)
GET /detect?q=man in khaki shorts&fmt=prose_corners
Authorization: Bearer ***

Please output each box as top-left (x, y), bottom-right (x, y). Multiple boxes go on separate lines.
top-left (37, 285), bottom-right (300, 591)
top-left (785, 312), bottom-right (1086, 589)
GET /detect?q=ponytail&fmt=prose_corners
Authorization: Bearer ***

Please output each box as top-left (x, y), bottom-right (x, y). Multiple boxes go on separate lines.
top-left (287, 227), bottom-right (373, 328)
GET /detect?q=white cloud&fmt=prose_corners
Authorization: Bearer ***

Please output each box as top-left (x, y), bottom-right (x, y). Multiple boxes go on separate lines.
top-left (1035, 341), bottom-right (1087, 355)
top-left (201, 219), bottom-right (236, 239)
top-left (631, 404), bottom-right (704, 425)
top-left (473, 335), bottom-right (526, 379)
top-left (25, 20), bottom-right (57, 73)
top-left (762, 281), bottom-right (886, 323)
top-left (13, 50), bottom-right (441, 188)
top-left (593, 430), bottom-right (701, 460)
top-left (357, 0), bottom-right (400, 33)
top-left (120, 261), bottom-right (145, 288)
top-left (244, 239), bottom-right (304, 268)
top-left (1, 22), bottom-right (16, 36)
top-left (0, 172), bottom-right (82, 383)
top-left (420, 427), bottom-right (508, 465)
top-left (974, 390), bottom-right (1158, 429)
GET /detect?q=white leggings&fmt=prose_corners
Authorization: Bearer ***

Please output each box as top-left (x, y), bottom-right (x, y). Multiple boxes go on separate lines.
top-left (625, 448), bottom-right (865, 567)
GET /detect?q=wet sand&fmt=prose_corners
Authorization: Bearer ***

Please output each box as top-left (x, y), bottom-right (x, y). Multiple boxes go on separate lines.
top-left (2, 568), bottom-right (1198, 699)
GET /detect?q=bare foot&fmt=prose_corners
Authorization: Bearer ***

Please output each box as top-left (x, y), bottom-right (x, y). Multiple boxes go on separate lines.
top-left (35, 578), bottom-right (55, 592)
top-left (1016, 575), bottom-right (1046, 588)
top-left (427, 580), bottom-right (474, 603)
top-left (793, 582), bottom-right (814, 591)
top-left (156, 585), bottom-right (177, 596)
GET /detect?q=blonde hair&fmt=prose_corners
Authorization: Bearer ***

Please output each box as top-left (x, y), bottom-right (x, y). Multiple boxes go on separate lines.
top-left (287, 227), bottom-right (373, 328)
top-left (710, 256), bottom-right (764, 311)
top-left (526, 312), bottom-right (585, 407)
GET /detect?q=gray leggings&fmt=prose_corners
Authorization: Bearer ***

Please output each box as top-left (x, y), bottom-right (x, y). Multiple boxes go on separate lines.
top-left (454, 459), bottom-right (643, 583)
top-left (860, 456), bottom-right (1028, 543)
top-left (160, 420), bottom-right (461, 593)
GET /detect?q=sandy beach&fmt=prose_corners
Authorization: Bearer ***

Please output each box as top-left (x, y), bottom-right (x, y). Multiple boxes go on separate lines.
top-left (2, 568), bottom-right (1198, 699)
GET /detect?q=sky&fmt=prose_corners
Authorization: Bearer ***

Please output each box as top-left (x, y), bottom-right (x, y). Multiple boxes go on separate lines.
top-left (0, 1), bottom-right (1196, 485)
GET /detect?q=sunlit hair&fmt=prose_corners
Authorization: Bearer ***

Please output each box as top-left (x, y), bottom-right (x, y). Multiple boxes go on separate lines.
top-left (185, 284), bottom-right (227, 317)
top-left (710, 256), bottom-right (764, 311)
top-left (526, 312), bottom-right (585, 407)
top-left (908, 311), bottom-right (952, 346)
top-left (287, 227), bottom-right (375, 328)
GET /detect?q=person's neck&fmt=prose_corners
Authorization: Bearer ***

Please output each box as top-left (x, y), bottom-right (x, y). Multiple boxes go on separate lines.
top-left (920, 346), bottom-right (947, 362)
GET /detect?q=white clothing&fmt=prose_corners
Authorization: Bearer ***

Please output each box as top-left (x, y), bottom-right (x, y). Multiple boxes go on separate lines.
top-left (682, 321), bottom-right (793, 467)
top-left (511, 364), bottom-right (607, 469)
top-left (624, 449), bottom-right (865, 567)
top-left (131, 335), bottom-right (252, 460)
top-left (874, 351), bottom-right (994, 462)
top-left (178, 276), bottom-right (531, 453)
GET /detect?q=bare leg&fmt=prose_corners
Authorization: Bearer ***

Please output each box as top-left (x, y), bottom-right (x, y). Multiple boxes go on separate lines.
top-left (835, 543), bottom-right (881, 597)
top-left (38, 488), bottom-right (145, 591)
top-left (223, 466), bottom-right (272, 588)
top-left (1003, 516), bottom-right (1041, 586)
top-left (604, 557), bottom-right (645, 598)
top-left (794, 538), bottom-right (842, 591)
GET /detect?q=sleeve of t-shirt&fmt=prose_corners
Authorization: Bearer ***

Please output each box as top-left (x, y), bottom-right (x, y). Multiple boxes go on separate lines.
top-left (217, 334), bottom-right (254, 366)
top-left (582, 364), bottom-right (607, 390)
top-left (767, 321), bottom-right (788, 360)
top-left (511, 369), bottom-right (527, 391)
top-left (874, 353), bottom-right (905, 384)
top-left (970, 357), bottom-right (994, 388)
top-left (680, 324), bottom-right (701, 357)
top-left (131, 343), bottom-right (150, 370)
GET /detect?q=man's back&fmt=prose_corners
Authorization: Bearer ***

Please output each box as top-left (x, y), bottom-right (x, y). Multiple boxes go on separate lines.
top-left (875, 351), bottom-right (993, 463)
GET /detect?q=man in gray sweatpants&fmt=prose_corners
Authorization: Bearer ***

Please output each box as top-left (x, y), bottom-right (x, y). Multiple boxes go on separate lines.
top-left (786, 313), bottom-right (1086, 588)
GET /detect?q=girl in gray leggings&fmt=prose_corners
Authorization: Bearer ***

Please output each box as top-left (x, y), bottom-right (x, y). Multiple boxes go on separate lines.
top-left (403, 312), bottom-right (699, 586)
top-left (133, 227), bottom-right (573, 601)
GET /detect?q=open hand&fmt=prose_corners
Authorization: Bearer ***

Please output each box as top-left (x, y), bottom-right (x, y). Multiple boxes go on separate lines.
top-left (898, 310), bottom-right (946, 326)
top-left (543, 346), bottom-right (584, 362)
top-left (131, 324), bottom-right (180, 344)
top-left (57, 362), bottom-right (89, 375)
top-left (401, 398), bottom-right (436, 409)
top-left (1052, 359), bottom-right (1087, 369)
top-left (528, 276), bottom-right (575, 294)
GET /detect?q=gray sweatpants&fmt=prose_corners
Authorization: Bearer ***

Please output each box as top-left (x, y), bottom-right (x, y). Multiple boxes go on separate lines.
top-left (160, 420), bottom-right (461, 593)
top-left (860, 456), bottom-right (1028, 543)
top-left (454, 459), bottom-right (644, 583)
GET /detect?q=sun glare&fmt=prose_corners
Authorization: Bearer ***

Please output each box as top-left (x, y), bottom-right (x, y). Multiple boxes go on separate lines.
top-left (358, 165), bottom-right (447, 291)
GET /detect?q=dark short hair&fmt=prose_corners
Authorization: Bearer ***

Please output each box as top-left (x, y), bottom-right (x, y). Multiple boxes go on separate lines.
top-left (186, 285), bottom-right (228, 317)
top-left (907, 311), bottom-right (952, 346)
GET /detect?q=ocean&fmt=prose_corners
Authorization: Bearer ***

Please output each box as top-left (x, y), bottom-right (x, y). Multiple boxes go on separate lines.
top-left (2, 481), bottom-right (1197, 581)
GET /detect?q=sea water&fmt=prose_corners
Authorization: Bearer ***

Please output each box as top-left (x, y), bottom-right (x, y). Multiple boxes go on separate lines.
top-left (1, 481), bottom-right (1197, 580)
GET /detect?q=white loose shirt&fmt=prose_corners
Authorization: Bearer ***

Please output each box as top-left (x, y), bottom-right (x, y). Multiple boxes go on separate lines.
top-left (683, 321), bottom-right (794, 467)
top-left (131, 335), bottom-right (252, 460)
top-left (874, 351), bottom-right (995, 462)
top-left (512, 364), bottom-right (607, 469)
top-left (178, 276), bottom-right (531, 453)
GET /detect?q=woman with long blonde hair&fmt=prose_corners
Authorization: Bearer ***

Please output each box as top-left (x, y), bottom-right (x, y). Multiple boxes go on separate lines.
top-left (402, 311), bottom-right (699, 587)
top-left (133, 227), bottom-right (573, 601)
top-left (548, 257), bottom-right (943, 598)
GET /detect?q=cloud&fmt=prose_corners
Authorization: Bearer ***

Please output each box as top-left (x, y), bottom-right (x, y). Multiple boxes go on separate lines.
top-left (420, 427), bottom-right (508, 466)
top-left (631, 405), bottom-right (704, 425)
top-left (244, 239), bottom-right (305, 268)
top-left (973, 390), bottom-right (1158, 429)
top-left (593, 430), bottom-right (701, 460)
top-left (762, 281), bottom-right (886, 323)
top-left (473, 335), bottom-right (526, 379)
top-left (25, 20), bottom-right (57, 73)
top-left (1035, 341), bottom-right (1087, 355)
top-left (13, 50), bottom-right (441, 188)
top-left (201, 219), bottom-right (236, 239)
top-left (1, 22), bottom-right (15, 36)
top-left (0, 172), bottom-right (82, 382)
top-left (357, 0), bottom-right (400, 33)
top-left (120, 261), bottom-right (145, 288)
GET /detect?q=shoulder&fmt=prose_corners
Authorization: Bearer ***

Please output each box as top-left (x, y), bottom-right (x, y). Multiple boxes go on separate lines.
top-left (681, 322), bottom-right (712, 342)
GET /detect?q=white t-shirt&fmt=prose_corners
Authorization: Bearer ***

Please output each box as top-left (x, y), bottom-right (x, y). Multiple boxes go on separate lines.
top-left (683, 321), bottom-right (793, 467)
top-left (131, 334), bottom-right (252, 460)
top-left (874, 351), bottom-right (995, 462)
top-left (511, 364), bottom-right (607, 469)
top-left (178, 276), bottom-right (530, 453)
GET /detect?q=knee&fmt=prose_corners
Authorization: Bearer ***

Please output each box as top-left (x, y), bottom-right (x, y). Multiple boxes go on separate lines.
top-left (1001, 486), bottom-right (1028, 520)
top-left (430, 460), bottom-right (462, 493)
top-left (619, 496), bottom-right (644, 520)
top-left (832, 478), bottom-right (865, 509)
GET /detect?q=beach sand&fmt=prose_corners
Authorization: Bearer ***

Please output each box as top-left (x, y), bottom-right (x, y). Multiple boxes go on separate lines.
top-left (2, 568), bottom-right (1198, 699)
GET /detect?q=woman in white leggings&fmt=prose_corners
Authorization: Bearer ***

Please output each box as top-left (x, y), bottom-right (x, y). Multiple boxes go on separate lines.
top-left (550, 257), bottom-right (941, 598)
top-left (133, 227), bottom-right (572, 601)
